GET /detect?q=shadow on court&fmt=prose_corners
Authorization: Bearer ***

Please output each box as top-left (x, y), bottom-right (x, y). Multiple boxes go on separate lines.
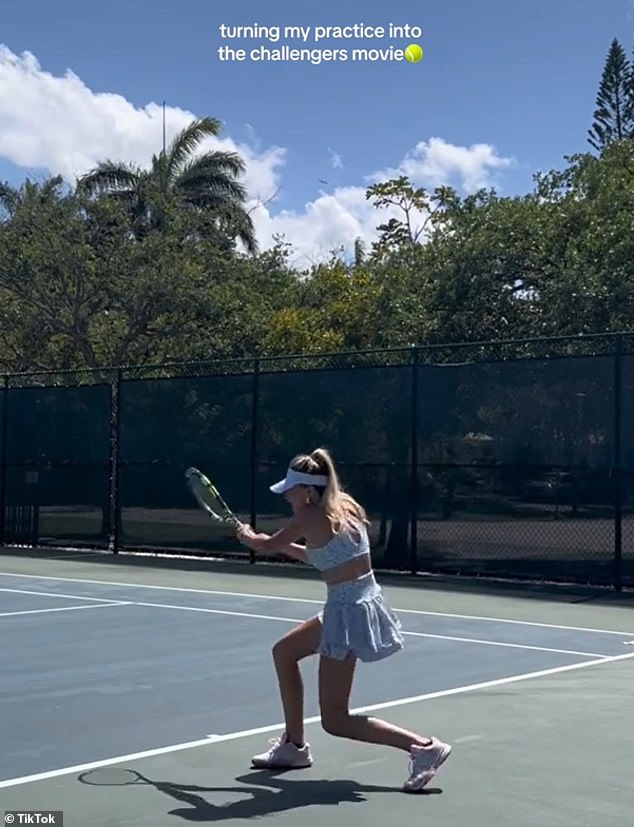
top-left (77, 767), bottom-right (441, 821)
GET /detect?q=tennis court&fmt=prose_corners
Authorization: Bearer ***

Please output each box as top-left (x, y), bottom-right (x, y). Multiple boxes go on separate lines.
top-left (1, 550), bottom-right (633, 826)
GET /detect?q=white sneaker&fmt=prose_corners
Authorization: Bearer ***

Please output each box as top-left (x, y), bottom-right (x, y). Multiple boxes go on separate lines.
top-left (251, 734), bottom-right (313, 769)
top-left (403, 737), bottom-right (452, 792)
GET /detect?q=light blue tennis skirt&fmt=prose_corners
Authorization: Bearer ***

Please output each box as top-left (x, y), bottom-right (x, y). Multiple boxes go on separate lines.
top-left (317, 572), bottom-right (404, 662)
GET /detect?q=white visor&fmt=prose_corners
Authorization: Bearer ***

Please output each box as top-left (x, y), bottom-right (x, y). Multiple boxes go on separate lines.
top-left (270, 468), bottom-right (329, 494)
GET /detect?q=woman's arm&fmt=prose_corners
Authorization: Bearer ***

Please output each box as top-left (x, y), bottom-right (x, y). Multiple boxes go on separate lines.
top-left (279, 542), bottom-right (307, 562)
top-left (236, 522), bottom-right (306, 562)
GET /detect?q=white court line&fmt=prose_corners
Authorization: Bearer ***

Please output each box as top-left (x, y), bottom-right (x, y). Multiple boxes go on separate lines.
top-left (0, 602), bottom-right (131, 618)
top-left (402, 630), bottom-right (606, 658)
top-left (0, 570), bottom-right (632, 637)
top-left (1, 650), bottom-right (632, 790)
top-left (0, 587), bottom-right (125, 604)
top-left (0, 581), bottom-right (608, 656)
top-left (90, 597), bottom-right (609, 658)
top-left (133, 600), bottom-right (304, 625)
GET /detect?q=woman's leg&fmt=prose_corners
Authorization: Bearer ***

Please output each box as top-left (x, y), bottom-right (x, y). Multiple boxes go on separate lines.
top-left (318, 654), bottom-right (431, 750)
top-left (271, 615), bottom-right (322, 746)
top-left (318, 654), bottom-right (452, 790)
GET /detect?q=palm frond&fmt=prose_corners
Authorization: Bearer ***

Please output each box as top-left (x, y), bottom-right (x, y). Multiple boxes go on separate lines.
top-left (165, 117), bottom-right (223, 180)
top-left (77, 161), bottom-right (143, 196)
top-left (178, 177), bottom-right (248, 207)
top-left (38, 176), bottom-right (66, 200)
top-left (209, 203), bottom-right (258, 254)
top-left (182, 187), bottom-right (247, 212)
top-left (179, 150), bottom-right (246, 178)
top-left (1, 177), bottom-right (66, 219)
top-left (176, 153), bottom-right (248, 204)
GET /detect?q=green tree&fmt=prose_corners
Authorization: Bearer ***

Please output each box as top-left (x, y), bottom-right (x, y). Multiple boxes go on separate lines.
top-left (533, 141), bottom-right (634, 335)
top-left (261, 255), bottom-right (380, 354)
top-left (0, 174), bottom-right (305, 371)
top-left (180, 241), bottom-right (300, 360)
top-left (365, 175), bottom-right (434, 258)
top-left (77, 117), bottom-right (257, 253)
top-left (0, 177), bottom-right (251, 370)
top-left (0, 176), bottom-right (100, 370)
top-left (587, 38), bottom-right (634, 152)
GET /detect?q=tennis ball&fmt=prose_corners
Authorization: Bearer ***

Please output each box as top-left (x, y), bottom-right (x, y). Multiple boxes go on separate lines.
top-left (404, 43), bottom-right (423, 63)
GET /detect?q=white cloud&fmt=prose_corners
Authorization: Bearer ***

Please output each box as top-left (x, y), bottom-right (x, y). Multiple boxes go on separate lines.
top-left (369, 136), bottom-right (515, 192)
top-left (328, 147), bottom-right (344, 169)
top-left (0, 45), bottom-right (515, 263)
top-left (0, 46), bottom-right (284, 200)
top-left (251, 139), bottom-right (515, 262)
top-left (251, 186), bottom-right (378, 268)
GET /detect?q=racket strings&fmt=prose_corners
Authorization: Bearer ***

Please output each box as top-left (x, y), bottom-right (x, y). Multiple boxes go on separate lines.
top-left (185, 468), bottom-right (240, 526)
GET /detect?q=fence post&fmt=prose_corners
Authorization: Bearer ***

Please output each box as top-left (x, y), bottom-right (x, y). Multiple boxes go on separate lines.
top-left (613, 335), bottom-right (623, 591)
top-left (0, 376), bottom-right (7, 546)
top-left (249, 357), bottom-right (260, 564)
top-left (109, 368), bottom-right (122, 554)
top-left (409, 347), bottom-right (419, 574)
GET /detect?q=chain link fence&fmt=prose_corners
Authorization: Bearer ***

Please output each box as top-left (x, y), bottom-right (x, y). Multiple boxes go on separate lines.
top-left (1, 333), bottom-right (632, 589)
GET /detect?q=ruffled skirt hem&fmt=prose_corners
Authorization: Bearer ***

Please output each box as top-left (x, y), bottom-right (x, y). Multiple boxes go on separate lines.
top-left (317, 573), bottom-right (404, 662)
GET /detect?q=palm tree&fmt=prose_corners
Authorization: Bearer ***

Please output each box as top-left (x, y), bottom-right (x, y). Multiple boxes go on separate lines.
top-left (0, 176), bottom-right (67, 221)
top-left (77, 117), bottom-right (257, 253)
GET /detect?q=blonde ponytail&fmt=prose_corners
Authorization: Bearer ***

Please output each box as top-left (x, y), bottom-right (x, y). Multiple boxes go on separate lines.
top-left (290, 447), bottom-right (368, 530)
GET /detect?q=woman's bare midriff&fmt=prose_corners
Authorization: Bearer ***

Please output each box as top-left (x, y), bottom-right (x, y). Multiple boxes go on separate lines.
top-left (321, 553), bottom-right (372, 585)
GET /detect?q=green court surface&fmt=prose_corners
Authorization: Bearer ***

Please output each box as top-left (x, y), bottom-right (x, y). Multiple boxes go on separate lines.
top-left (1, 550), bottom-right (633, 826)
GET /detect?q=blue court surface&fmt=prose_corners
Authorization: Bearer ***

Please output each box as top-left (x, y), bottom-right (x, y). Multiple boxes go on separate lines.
top-left (1, 553), bottom-right (633, 826)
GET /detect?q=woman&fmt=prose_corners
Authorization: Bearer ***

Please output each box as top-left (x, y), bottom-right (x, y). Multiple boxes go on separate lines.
top-left (236, 447), bottom-right (451, 792)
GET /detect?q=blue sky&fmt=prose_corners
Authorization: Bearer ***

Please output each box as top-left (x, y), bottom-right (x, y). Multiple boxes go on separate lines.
top-left (1, 0), bottom-right (633, 261)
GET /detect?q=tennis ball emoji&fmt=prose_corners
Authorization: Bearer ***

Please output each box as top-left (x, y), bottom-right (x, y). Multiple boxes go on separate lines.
top-left (404, 43), bottom-right (423, 63)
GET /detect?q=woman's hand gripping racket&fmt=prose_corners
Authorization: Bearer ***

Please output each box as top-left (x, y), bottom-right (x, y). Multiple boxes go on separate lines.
top-left (185, 467), bottom-right (240, 528)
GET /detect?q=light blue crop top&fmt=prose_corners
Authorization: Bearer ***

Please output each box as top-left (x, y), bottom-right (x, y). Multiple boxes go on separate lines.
top-left (304, 520), bottom-right (370, 572)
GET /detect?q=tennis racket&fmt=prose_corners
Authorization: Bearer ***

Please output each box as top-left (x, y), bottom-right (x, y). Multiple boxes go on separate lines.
top-left (185, 466), bottom-right (240, 527)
